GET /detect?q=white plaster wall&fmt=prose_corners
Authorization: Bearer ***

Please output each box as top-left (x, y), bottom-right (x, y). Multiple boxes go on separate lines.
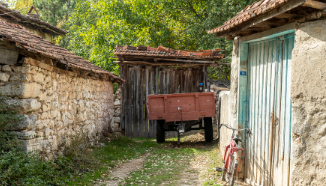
top-left (291, 19), bottom-right (326, 186)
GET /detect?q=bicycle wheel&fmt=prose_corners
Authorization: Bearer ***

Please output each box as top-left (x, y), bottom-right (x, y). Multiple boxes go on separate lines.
top-left (225, 153), bottom-right (237, 186)
top-left (229, 159), bottom-right (238, 186)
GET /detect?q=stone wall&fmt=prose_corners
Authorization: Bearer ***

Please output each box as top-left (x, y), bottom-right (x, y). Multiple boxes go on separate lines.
top-left (290, 19), bottom-right (326, 186)
top-left (113, 88), bottom-right (122, 134)
top-left (1, 57), bottom-right (114, 157)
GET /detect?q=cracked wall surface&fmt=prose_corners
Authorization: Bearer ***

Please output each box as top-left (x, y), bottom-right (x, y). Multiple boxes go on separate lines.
top-left (291, 20), bottom-right (326, 186)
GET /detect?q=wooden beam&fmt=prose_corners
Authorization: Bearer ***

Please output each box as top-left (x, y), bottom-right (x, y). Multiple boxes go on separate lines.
top-left (216, 0), bottom-right (306, 37)
top-left (113, 60), bottom-right (230, 66)
top-left (154, 58), bottom-right (215, 64)
top-left (302, 0), bottom-right (326, 10)
top-left (297, 10), bottom-right (325, 23)
top-left (274, 13), bottom-right (303, 19)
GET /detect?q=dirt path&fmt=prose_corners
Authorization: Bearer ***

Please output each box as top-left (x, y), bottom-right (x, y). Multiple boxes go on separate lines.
top-left (96, 155), bottom-right (147, 186)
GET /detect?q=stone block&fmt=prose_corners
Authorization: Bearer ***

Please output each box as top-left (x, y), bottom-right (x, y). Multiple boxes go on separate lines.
top-left (12, 131), bottom-right (37, 139)
top-left (0, 46), bottom-right (19, 65)
top-left (114, 117), bottom-right (120, 123)
top-left (114, 100), bottom-right (120, 106)
top-left (35, 120), bottom-right (46, 130)
top-left (21, 65), bottom-right (36, 74)
top-left (42, 103), bottom-right (50, 112)
top-left (11, 66), bottom-right (22, 73)
top-left (5, 98), bottom-right (41, 112)
top-left (19, 138), bottom-right (42, 152)
top-left (113, 123), bottom-right (121, 132)
top-left (0, 82), bottom-right (41, 98)
top-left (44, 128), bottom-right (53, 137)
top-left (32, 73), bottom-right (44, 84)
top-left (9, 74), bottom-right (30, 82)
top-left (2, 65), bottom-right (12, 72)
top-left (10, 114), bottom-right (37, 130)
top-left (0, 72), bottom-right (10, 81)
top-left (76, 112), bottom-right (86, 122)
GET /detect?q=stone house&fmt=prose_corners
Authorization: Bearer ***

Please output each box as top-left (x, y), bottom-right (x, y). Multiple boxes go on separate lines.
top-left (0, 4), bottom-right (123, 157)
top-left (209, 0), bottom-right (326, 185)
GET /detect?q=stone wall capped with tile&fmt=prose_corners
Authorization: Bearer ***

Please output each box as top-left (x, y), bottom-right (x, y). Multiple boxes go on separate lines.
top-left (1, 58), bottom-right (114, 157)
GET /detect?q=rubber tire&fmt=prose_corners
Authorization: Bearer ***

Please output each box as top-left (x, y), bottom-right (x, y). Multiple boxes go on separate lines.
top-left (204, 117), bottom-right (213, 142)
top-left (156, 120), bottom-right (165, 143)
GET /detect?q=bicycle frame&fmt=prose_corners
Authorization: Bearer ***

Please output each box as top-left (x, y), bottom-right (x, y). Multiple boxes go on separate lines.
top-left (220, 124), bottom-right (250, 174)
top-left (223, 132), bottom-right (244, 173)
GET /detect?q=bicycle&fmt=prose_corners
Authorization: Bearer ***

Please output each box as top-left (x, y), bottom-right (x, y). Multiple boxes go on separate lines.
top-left (216, 124), bottom-right (251, 186)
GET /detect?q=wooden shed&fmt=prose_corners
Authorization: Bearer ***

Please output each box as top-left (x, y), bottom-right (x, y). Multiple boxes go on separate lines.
top-left (114, 45), bottom-right (226, 138)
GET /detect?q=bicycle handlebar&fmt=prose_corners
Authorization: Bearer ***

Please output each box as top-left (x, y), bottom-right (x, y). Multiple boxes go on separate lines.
top-left (219, 124), bottom-right (252, 135)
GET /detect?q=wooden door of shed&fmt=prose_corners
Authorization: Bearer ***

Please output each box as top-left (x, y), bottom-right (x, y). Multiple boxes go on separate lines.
top-left (119, 65), bottom-right (207, 138)
top-left (245, 33), bottom-right (294, 186)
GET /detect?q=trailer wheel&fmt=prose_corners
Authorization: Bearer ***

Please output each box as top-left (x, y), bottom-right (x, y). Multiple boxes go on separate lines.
top-left (204, 117), bottom-right (213, 142)
top-left (156, 120), bottom-right (165, 143)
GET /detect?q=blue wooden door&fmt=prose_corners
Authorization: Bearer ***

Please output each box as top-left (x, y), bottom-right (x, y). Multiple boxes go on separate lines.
top-left (245, 33), bottom-right (294, 186)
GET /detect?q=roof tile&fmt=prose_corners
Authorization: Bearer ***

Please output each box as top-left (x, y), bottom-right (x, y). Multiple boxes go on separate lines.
top-left (0, 20), bottom-right (123, 83)
top-left (114, 45), bottom-right (224, 59)
top-left (208, 0), bottom-right (296, 35)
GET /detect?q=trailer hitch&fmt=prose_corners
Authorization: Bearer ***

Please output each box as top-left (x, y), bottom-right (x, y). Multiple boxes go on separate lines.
top-left (177, 107), bottom-right (185, 147)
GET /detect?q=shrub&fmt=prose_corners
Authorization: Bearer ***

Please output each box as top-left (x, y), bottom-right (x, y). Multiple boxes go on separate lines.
top-left (0, 94), bottom-right (22, 153)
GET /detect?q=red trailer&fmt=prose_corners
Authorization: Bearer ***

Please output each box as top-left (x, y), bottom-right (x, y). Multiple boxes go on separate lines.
top-left (147, 92), bottom-right (216, 143)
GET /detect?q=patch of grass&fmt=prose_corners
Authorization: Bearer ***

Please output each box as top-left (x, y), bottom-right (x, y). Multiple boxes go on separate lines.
top-left (119, 133), bottom-right (225, 186)
top-left (120, 147), bottom-right (195, 185)
top-left (193, 142), bottom-right (224, 186)
top-left (67, 136), bottom-right (160, 185)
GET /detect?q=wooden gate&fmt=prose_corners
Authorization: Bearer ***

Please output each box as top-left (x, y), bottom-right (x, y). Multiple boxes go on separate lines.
top-left (245, 33), bottom-right (294, 186)
top-left (119, 64), bottom-right (208, 138)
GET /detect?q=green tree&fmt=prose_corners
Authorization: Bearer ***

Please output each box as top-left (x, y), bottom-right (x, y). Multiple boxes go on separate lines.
top-left (34, 0), bottom-right (75, 27)
top-left (60, 0), bottom-right (254, 79)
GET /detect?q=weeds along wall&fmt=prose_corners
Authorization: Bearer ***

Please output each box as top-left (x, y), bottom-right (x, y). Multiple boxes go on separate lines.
top-left (0, 57), bottom-right (114, 157)
top-left (290, 19), bottom-right (326, 186)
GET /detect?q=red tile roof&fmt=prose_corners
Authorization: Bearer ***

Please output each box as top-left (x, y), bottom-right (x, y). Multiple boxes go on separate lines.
top-left (0, 19), bottom-right (123, 83)
top-left (208, 0), bottom-right (304, 35)
top-left (0, 4), bottom-right (67, 36)
top-left (114, 45), bottom-right (224, 59)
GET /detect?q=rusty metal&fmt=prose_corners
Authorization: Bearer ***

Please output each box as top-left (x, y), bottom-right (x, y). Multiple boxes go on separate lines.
top-left (147, 92), bottom-right (216, 122)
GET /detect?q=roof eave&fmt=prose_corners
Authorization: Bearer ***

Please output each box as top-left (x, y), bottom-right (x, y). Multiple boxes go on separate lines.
top-left (209, 0), bottom-right (307, 37)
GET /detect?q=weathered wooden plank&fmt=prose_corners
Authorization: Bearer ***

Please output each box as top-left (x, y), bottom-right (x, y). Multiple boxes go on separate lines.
top-left (166, 69), bottom-right (170, 94)
top-left (183, 69), bottom-right (187, 93)
top-left (150, 67), bottom-right (157, 138)
top-left (145, 67), bottom-right (150, 138)
top-left (129, 67), bottom-right (134, 137)
top-left (139, 67), bottom-right (144, 137)
top-left (124, 65), bottom-right (130, 136)
top-left (170, 69), bottom-right (176, 94)
top-left (159, 70), bottom-right (164, 95)
top-left (177, 69), bottom-right (182, 93)
top-left (155, 67), bottom-right (159, 95)
top-left (187, 68), bottom-right (192, 92)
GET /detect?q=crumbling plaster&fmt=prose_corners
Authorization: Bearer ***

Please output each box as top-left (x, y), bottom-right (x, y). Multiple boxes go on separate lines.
top-left (1, 58), bottom-right (114, 157)
top-left (291, 19), bottom-right (326, 186)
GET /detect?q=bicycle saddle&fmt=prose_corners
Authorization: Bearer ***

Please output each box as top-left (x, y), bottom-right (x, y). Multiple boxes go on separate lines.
top-left (233, 134), bottom-right (242, 143)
